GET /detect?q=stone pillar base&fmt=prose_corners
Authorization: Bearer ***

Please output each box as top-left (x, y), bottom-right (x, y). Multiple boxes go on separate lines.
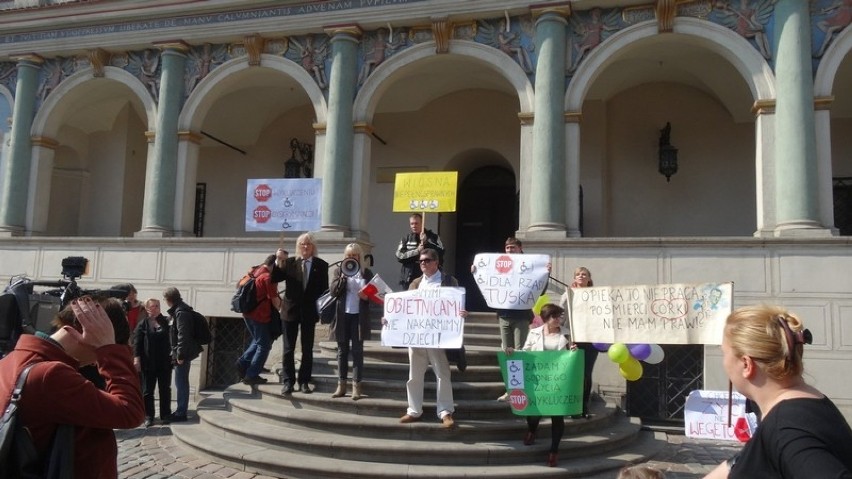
top-left (773, 220), bottom-right (835, 237)
top-left (0, 226), bottom-right (25, 237)
top-left (134, 227), bottom-right (174, 238)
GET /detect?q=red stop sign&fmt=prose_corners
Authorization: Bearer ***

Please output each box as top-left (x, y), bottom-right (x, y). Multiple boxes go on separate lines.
top-left (495, 255), bottom-right (514, 274)
top-left (253, 206), bottom-right (271, 223)
top-left (254, 184), bottom-right (272, 202)
top-left (508, 389), bottom-right (528, 411)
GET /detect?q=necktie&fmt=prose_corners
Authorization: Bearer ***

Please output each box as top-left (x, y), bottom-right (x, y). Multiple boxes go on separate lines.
top-left (303, 259), bottom-right (310, 289)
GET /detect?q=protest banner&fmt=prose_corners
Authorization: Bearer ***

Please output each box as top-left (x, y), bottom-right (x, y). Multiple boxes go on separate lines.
top-left (392, 172), bottom-right (458, 212)
top-left (472, 253), bottom-right (550, 309)
top-left (497, 350), bottom-right (584, 416)
top-left (570, 282), bottom-right (733, 345)
top-left (245, 178), bottom-right (322, 232)
top-left (381, 287), bottom-right (465, 348)
top-left (684, 390), bottom-right (751, 441)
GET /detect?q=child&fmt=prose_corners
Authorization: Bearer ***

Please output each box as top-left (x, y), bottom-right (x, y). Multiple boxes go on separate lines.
top-left (617, 464), bottom-right (666, 479)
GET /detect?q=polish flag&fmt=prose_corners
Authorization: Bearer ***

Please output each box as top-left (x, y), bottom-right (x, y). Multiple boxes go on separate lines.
top-left (360, 274), bottom-right (393, 304)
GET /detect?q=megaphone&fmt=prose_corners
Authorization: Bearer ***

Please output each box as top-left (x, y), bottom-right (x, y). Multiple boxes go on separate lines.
top-left (341, 258), bottom-right (360, 277)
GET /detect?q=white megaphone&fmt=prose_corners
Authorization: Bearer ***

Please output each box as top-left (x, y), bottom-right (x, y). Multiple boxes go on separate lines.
top-left (339, 257), bottom-right (360, 277)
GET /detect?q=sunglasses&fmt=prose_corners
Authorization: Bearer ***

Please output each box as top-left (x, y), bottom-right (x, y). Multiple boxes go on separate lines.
top-left (418, 258), bottom-right (434, 264)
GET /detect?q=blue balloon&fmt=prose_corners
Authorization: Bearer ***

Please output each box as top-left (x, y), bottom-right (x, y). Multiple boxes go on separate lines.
top-left (592, 342), bottom-right (610, 352)
top-left (628, 343), bottom-right (652, 361)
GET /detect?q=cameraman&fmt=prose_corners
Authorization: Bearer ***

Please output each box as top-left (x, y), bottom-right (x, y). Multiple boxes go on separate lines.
top-left (0, 296), bottom-right (145, 477)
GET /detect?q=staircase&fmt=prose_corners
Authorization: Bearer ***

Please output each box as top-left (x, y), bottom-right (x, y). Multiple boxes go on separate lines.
top-left (172, 312), bottom-right (664, 478)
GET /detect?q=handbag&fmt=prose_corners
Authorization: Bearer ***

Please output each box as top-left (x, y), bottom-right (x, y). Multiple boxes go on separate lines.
top-left (0, 363), bottom-right (74, 479)
top-left (316, 291), bottom-right (337, 325)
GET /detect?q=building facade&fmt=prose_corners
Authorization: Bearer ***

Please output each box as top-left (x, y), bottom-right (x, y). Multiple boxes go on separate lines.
top-left (0, 0), bottom-right (850, 419)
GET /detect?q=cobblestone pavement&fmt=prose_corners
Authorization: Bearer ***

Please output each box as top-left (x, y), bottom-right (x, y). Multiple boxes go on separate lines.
top-left (116, 416), bottom-right (741, 479)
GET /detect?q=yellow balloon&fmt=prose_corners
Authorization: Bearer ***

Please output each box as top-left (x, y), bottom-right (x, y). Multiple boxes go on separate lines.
top-left (607, 343), bottom-right (630, 364)
top-left (619, 356), bottom-right (643, 381)
top-left (532, 294), bottom-right (550, 315)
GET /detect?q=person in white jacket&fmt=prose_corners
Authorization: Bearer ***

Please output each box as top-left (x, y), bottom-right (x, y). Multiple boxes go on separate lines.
top-left (505, 303), bottom-right (576, 467)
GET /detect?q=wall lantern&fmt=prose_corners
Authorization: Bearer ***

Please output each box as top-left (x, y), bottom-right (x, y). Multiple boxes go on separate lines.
top-left (658, 122), bottom-right (678, 182)
top-left (284, 138), bottom-right (314, 178)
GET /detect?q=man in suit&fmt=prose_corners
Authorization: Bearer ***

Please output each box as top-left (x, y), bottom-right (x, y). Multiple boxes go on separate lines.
top-left (277, 233), bottom-right (328, 395)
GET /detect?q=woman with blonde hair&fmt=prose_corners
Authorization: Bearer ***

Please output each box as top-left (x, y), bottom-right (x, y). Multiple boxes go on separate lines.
top-left (559, 266), bottom-right (597, 418)
top-left (704, 305), bottom-right (852, 478)
top-left (328, 243), bottom-right (374, 400)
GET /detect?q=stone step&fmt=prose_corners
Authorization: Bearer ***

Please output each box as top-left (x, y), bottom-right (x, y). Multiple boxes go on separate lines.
top-left (200, 408), bottom-right (639, 466)
top-left (173, 407), bottom-right (665, 478)
top-left (310, 357), bottom-right (504, 382)
top-left (225, 384), bottom-right (619, 440)
top-left (307, 373), bottom-right (508, 402)
top-left (249, 380), bottom-right (522, 422)
top-left (318, 341), bottom-right (502, 367)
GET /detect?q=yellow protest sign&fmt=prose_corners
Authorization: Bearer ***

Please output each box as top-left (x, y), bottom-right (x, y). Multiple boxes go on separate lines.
top-left (392, 172), bottom-right (458, 212)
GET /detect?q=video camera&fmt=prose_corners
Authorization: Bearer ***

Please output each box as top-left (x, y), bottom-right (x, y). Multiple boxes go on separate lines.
top-left (0, 256), bottom-right (130, 357)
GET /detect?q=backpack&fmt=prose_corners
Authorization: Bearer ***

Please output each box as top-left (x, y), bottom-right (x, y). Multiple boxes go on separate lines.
top-left (0, 363), bottom-right (74, 479)
top-left (230, 271), bottom-right (259, 314)
top-left (191, 310), bottom-right (212, 345)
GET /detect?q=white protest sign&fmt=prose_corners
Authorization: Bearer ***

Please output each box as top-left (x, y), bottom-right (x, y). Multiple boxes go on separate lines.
top-left (570, 282), bottom-right (732, 344)
top-left (245, 178), bottom-right (322, 232)
top-left (684, 390), bottom-right (746, 441)
top-left (471, 253), bottom-right (550, 310)
top-left (381, 287), bottom-right (465, 348)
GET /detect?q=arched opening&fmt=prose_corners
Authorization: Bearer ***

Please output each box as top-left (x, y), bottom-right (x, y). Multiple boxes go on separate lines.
top-left (183, 62), bottom-right (317, 237)
top-left (455, 165), bottom-right (517, 312)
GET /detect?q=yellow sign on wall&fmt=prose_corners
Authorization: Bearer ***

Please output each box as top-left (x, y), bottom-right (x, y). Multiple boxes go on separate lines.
top-left (392, 171), bottom-right (458, 212)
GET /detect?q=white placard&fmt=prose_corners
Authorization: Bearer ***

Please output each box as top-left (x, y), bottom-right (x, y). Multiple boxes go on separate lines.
top-left (245, 178), bottom-right (322, 232)
top-left (684, 389), bottom-right (747, 441)
top-left (570, 282), bottom-right (733, 345)
top-left (381, 287), bottom-right (465, 348)
top-left (471, 253), bottom-right (550, 310)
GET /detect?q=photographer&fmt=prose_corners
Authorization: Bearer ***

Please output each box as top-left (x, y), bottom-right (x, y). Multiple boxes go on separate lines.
top-left (0, 296), bottom-right (145, 478)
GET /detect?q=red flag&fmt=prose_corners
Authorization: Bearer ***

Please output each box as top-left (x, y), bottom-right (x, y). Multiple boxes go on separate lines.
top-left (360, 274), bottom-right (393, 304)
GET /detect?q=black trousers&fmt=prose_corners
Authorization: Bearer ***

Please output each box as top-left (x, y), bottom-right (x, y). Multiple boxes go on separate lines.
top-left (527, 416), bottom-right (565, 453)
top-left (576, 342), bottom-right (599, 414)
top-left (141, 367), bottom-right (172, 420)
top-left (282, 318), bottom-right (316, 386)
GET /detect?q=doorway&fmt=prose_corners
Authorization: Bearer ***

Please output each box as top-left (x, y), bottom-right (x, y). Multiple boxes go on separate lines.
top-left (454, 166), bottom-right (518, 312)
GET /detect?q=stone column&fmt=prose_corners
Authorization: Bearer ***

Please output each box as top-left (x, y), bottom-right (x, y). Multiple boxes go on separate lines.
top-left (752, 100), bottom-right (777, 237)
top-left (565, 112), bottom-right (582, 237)
top-left (28, 136), bottom-right (59, 234)
top-left (0, 55), bottom-right (42, 236)
top-left (772, 0), bottom-right (829, 236)
top-left (137, 42), bottom-right (189, 237)
top-left (527, 7), bottom-right (569, 237)
top-left (320, 25), bottom-right (361, 236)
top-left (174, 130), bottom-right (202, 237)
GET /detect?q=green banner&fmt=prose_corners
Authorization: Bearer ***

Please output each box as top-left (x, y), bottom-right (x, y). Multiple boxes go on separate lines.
top-left (498, 350), bottom-right (584, 416)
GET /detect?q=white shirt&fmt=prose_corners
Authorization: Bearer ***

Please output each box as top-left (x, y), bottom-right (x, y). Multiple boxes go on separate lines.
top-left (418, 270), bottom-right (442, 288)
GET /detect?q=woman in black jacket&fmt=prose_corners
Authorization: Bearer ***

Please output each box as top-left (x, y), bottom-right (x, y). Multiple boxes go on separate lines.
top-left (133, 298), bottom-right (172, 427)
top-left (329, 243), bottom-right (374, 400)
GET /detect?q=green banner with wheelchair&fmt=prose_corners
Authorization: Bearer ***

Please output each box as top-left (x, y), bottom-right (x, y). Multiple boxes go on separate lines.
top-left (497, 350), bottom-right (584, 416)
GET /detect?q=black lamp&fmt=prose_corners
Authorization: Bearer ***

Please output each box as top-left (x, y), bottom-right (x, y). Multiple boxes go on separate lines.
top-left (658, 122), bottom-right (678, 182)
top-left (284, 138), bottom-right (314, 178)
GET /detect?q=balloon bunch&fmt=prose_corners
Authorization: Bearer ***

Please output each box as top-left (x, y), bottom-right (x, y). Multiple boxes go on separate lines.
top-left (592, 342), bottom-right (665, 381)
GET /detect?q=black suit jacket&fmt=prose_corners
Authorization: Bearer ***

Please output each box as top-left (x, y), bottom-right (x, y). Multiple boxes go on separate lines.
top-left (281, 256), bottom-right (329, 323)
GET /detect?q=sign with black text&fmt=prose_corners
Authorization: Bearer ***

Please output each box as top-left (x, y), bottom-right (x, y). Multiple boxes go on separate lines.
top-left (381, 287), bottom-right (465, 348)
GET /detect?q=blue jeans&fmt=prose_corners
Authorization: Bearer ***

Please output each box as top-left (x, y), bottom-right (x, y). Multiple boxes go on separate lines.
top-left (239, 318), bottom-right (271, 378)
top-left (174, 359), bottom-right (191, 417)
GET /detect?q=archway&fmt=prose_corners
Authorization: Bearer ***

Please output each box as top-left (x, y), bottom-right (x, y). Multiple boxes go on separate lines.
top-left (178, 55), bottom-right (321, 237)
top-left (30, 67), bottom-right (153, 236)
top-left (455, 164), bottom-right (517, 312)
